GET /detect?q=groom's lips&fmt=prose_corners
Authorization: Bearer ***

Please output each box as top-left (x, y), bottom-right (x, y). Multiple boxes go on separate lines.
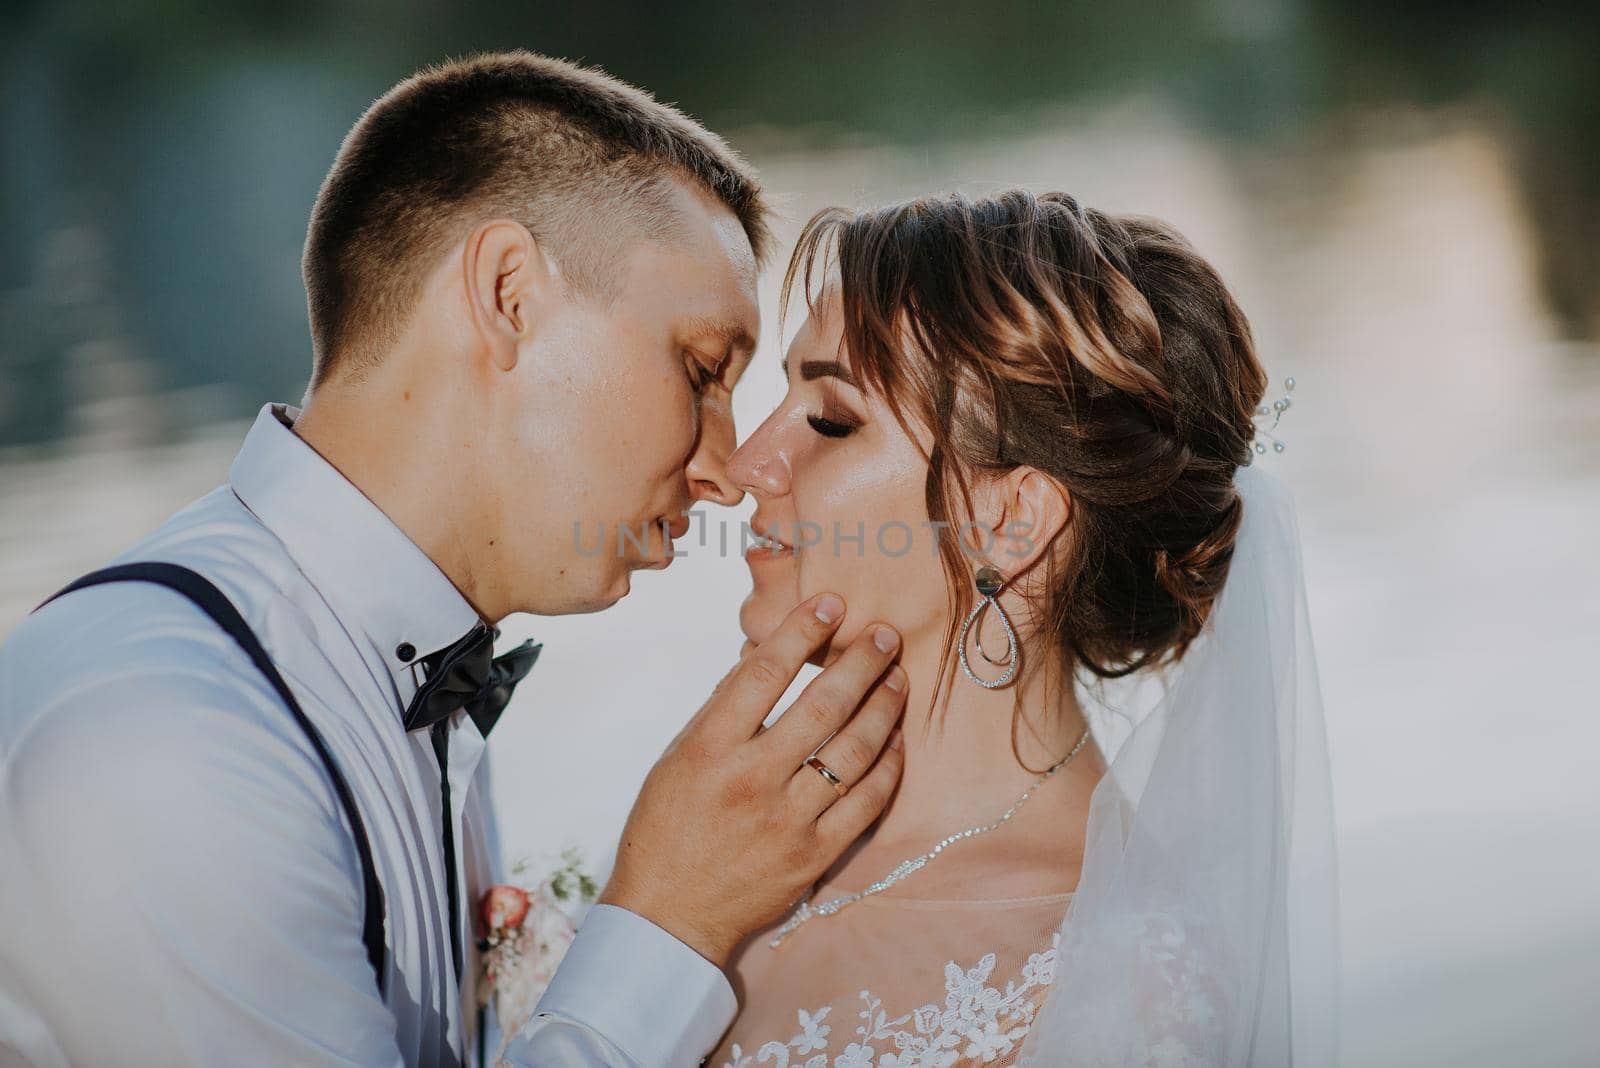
top-left (638, 513), bottom-right (692, 569)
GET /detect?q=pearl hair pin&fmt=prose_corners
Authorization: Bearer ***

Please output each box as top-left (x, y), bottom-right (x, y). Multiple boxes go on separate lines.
top-left (1245, 376), bottom-right (1296, 462)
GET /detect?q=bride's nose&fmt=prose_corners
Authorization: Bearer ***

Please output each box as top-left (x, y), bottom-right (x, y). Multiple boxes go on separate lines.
top-left (727, 421), bottom-right (791, 499)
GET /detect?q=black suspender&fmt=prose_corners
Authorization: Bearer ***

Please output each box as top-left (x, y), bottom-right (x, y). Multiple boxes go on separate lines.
top-left (35, 562), bottom-right (389, 994)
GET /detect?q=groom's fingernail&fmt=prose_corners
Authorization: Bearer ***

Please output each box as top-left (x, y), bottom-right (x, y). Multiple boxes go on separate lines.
top-left (814, 594), bottom-right (844, 624)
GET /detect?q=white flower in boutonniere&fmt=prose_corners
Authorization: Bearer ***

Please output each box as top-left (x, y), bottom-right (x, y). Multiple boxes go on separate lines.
top-left (477, 849), bottom-right (599, 1062)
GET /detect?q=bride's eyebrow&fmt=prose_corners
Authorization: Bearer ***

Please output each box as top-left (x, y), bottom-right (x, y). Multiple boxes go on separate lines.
top-left (778, 357), bottom-right (861, 389)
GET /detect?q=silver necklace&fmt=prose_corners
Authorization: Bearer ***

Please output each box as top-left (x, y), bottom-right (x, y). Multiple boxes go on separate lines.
top-left (769, 724), bottom-right (1093, 948)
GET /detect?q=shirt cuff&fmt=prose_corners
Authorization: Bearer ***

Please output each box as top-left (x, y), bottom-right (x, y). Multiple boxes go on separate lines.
top-left (532, 903), bottom-right (736, 1067)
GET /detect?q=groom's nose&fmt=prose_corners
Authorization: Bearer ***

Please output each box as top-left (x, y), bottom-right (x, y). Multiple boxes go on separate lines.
top-left (685, 406), bottom-right (744, 507)
top-left (689, 469), bottom-right (743, 507)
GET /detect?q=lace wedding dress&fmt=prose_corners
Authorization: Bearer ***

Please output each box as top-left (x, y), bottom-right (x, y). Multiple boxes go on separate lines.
top-left (714, 891), bottom-right (1074, 1068)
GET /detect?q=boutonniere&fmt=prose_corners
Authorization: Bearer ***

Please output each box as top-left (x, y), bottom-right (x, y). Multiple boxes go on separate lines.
top-left (477, 849), bottom-right (599, 1061)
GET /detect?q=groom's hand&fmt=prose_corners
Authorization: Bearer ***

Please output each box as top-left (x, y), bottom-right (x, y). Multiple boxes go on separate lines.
top-left (600, 593), bottom-right (906, 967)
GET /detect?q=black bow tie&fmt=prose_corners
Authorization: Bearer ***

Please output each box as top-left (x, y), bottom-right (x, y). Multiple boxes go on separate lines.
top-left (402, 624), bottom-right (540, 986)
top-left (402, 624), bottom-right (541, 738)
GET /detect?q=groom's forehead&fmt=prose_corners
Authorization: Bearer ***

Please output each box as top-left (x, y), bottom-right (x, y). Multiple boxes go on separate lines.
top-left (628, 221), bottom-right (760, 340)
top-left (661, 176), bottom-right (759, 289)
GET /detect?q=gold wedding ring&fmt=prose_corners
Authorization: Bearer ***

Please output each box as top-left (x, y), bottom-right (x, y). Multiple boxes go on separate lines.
top-left (805, 755), bottom-right (848, 798)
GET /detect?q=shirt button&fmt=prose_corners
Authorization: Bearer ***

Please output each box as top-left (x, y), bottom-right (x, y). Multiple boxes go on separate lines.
top-left (395, 642), bottom-right (416, 663)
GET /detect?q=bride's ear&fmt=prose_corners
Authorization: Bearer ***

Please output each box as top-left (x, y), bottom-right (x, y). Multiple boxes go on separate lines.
top-left (982, 467), bottom-right (1071, 576)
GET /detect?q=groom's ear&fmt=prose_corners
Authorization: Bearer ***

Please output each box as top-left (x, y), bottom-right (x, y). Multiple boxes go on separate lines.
top-left (460, 219), bottom-right (556, 372)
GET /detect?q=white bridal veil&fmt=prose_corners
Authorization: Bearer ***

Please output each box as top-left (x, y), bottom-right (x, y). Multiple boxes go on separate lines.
top-left (1020, 463), bottom-right (1340, 1066)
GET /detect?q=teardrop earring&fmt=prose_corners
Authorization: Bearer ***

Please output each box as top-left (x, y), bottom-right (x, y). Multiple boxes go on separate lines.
top-left (976, 613), bottom-right (1014, 666)
top-left (958, 564), bottom-right (1019, 688)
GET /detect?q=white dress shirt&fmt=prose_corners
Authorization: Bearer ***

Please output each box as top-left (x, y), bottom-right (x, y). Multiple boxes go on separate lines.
top-left (0, 404), bottom-right (735, 1067)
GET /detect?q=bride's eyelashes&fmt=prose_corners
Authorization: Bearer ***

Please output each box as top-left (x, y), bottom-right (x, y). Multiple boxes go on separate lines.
top-left (806, 411), bottom-right (859, 439)
top-left (804, 386), bottom-right (863, 438)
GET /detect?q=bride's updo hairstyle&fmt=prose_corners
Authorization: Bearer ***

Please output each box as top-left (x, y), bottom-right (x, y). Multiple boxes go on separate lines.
top-left (785, 191), bottom-right (1267, 699)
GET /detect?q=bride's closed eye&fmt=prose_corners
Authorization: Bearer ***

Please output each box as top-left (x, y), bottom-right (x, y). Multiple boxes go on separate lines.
top-left (806, 411), bottom-right (859, 438)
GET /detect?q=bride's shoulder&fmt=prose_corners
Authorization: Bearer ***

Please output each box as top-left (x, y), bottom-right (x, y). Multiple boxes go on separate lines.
top-left (949, 838), bottom-right (1080, 901)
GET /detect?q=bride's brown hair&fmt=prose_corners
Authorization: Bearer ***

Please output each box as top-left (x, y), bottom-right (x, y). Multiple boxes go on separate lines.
top-left (784, 191), bottom-right (1267, 713)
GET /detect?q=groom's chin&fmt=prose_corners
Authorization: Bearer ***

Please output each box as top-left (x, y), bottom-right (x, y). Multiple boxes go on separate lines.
top-left (600, 570), bottom-right (633, 609)
top-left (553, 569), bottom-right (632, 616)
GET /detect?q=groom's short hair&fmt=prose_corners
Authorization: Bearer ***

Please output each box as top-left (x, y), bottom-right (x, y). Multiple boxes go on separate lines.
top-left (304, 50), bottom-right (773, 385)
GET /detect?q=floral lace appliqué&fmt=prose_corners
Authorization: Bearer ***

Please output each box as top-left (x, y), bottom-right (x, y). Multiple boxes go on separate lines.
top-left (722, 933), bottom-right (1060, 1068)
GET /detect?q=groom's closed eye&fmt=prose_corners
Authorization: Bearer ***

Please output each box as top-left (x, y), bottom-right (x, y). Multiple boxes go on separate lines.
top-left (682, 316), bottom-right (757, 381)
top-left (684, 349), bottom-right (725, 395)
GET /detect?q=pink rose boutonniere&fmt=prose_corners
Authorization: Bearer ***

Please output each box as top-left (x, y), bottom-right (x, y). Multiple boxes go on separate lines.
top-left (477, 849), bottom-right (599, 1060)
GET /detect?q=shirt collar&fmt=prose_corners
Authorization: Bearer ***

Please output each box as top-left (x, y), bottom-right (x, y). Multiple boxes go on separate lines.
top-left (229, 403), bottom-right (483, 690)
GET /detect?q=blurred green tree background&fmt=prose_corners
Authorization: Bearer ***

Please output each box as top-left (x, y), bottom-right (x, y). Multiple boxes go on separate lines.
top-left (2, 0), bottom-right (1596, 446)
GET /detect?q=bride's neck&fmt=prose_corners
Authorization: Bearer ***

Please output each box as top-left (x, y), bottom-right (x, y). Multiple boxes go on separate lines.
top-left (863, 625), bottom-right (1101, 847)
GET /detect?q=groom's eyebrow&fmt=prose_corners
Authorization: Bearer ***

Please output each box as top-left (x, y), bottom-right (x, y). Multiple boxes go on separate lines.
top-left (684, 315), bottom-right (756, 358)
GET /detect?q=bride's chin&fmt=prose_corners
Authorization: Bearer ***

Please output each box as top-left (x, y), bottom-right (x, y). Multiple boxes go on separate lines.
top-left (740, 601), bottom-right (843, 668)
top-left (738, 593), bottom-right (789, 648)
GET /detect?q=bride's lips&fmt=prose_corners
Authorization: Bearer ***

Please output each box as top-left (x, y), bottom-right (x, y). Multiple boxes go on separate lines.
top-left (743, 541), bottom-right (795, 563)
top-left (745, 520), bottom-right (796, 564)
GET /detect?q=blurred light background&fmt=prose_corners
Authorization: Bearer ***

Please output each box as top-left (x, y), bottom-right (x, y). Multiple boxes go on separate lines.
top-left (2, 3), bottom-right (1597, 1064)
